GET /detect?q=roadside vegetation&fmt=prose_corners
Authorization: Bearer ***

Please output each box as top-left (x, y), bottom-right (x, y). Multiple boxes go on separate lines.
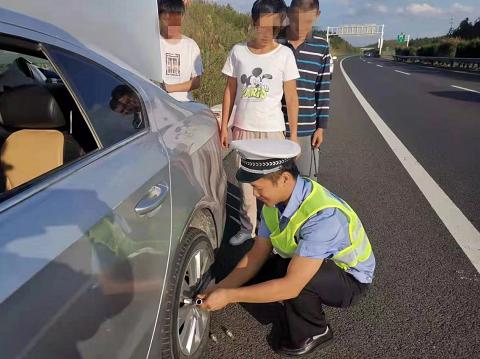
top-left (394, 17), bottom-right (480, 58)
top-left (182, 1), bottom-right (250, 106)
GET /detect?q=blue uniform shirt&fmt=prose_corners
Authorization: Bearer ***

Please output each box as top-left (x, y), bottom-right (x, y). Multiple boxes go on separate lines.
top-left (258, 177), bottom-right (375, 283)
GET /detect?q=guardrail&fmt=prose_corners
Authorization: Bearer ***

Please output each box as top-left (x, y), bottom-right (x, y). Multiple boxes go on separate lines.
top-left (393, 55), bottom-right (480, 71)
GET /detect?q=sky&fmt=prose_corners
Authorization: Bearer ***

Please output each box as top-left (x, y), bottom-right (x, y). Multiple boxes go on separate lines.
top-left (212, 0), bottom-right (480, 45)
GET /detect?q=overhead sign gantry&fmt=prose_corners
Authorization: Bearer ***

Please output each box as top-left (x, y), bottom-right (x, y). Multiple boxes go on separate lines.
top-left (324, 24), bottom-right (385, 55)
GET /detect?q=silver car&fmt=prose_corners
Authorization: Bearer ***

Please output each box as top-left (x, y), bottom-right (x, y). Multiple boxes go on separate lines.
top-left (0, 8), bottom-right (226, 359)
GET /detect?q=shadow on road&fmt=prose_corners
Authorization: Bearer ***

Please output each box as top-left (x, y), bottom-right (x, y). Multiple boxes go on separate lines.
top-left (210, 182), bottom-right (288, 350)
top-left (241, 302), bottom-right (287, 350)
top-left (376, 58), bottom-right (480, 83)
top-left (430, 90), bottom-right (480, 103)
top-left (211, 182), bottom-right (253, 282)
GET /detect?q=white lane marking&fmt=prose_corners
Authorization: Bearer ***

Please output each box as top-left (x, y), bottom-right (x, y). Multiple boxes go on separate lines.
top-left (341, 56), bottom-right (480, 274)
top-left (367, 61), bottom-right (372, 64)
top-left (227, 191), bottom-right (241, 202)
top-left (451, 85), bottom-right (480, 94)
top-left (376, 65), bottom-right (384, 68)
top-left (395, 70), bottom-right (411, 76)
top-left (386, 58), bottom-right (480, 76)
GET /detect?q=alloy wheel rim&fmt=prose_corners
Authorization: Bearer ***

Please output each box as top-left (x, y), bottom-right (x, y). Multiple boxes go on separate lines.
top-left (177, 247), bottom-right (212, 356)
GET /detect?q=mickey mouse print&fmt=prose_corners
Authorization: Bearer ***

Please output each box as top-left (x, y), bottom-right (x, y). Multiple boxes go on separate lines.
top-left (241, 68), bottom-right (273, 100)
top-left (222, 43), bottom-right (300, 132)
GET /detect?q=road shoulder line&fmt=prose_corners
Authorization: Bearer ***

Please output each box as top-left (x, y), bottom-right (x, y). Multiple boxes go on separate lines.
top-left (340, 56), bottom-right (480, 274)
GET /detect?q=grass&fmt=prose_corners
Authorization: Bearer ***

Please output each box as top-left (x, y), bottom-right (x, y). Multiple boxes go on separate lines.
top-left (182, 1), bottom-right (251, 107)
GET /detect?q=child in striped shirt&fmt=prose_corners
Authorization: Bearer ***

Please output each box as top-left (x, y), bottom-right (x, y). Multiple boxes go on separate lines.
top-left (281, 0), bottom-right (331, 178)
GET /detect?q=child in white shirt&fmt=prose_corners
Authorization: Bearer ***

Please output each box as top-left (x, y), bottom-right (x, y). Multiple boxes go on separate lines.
top-left (220, 0), bottom-right (300, 246)
top-left (158, 0), bottom-right (203, 102)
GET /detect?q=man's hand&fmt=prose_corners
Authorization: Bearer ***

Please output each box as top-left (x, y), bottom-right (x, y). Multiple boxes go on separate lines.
top-left (201, 280), bottom-right (217, 296)
top-left (312, 128), bottom-right (324, 149)
top-left (198, 288), bottom-right (231, 311)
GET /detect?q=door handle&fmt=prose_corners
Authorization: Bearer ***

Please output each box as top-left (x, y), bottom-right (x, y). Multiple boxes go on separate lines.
top-left (135, 184), bottom-right (169, 216)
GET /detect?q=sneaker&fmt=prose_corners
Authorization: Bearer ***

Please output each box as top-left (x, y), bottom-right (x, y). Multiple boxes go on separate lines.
top-left (229, 230), bottom-right (253, 246)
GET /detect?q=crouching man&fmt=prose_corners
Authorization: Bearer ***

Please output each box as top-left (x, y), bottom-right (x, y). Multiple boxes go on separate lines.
top-left (199, 139), bottom-right (375, 356)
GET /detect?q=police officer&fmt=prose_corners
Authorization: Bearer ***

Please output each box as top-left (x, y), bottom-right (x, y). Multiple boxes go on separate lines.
top-left (198, 139), bottom-right (375, 356)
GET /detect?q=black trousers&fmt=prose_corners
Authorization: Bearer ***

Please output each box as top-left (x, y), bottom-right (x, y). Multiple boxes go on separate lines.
top-left (249, 255), bottom-right (370, 342)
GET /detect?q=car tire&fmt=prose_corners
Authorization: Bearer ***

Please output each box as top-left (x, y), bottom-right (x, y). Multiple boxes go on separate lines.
top-left (159, 228), bottom-right (214, 359)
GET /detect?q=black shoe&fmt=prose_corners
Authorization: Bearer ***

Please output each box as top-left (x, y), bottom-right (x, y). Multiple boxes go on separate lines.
top-left (276, 325), bottom-right (333, 357)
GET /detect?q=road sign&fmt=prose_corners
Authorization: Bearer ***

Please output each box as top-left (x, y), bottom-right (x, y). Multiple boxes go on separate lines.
top-left (324, 24), bottom-right (385, 55)
top-left (397, 33), bottom-right (411, 46)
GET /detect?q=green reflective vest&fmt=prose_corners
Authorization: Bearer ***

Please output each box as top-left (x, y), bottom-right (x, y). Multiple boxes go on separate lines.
top-left (262, 179), bottom-right (373, 271)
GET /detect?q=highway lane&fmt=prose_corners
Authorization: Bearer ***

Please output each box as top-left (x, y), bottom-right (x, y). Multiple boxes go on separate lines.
top-left (345, 56), bottom-right (480, 232)
top-left (204, 56), bottom-right (480, 358)
top-left (360, 57), bottom-right (480, 92)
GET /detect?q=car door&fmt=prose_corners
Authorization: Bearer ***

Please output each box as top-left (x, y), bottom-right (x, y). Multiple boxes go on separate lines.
top-left (0, 37), bottom-right (171, 359)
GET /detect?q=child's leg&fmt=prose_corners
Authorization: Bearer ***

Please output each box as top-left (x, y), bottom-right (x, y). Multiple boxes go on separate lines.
top-left (232, 127), bottom-right (257, 236)
top-left (232, 128), bottom-right (285, 237)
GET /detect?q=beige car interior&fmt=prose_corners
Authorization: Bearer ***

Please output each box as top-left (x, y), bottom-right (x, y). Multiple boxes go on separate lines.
top-left (0, 52), bottom-right (98, 196)
top-left (2, 129), bottom-right (64, 190)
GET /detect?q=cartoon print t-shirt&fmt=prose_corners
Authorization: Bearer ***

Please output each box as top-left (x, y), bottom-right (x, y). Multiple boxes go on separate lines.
top-left (160, 35), bottom-right (203, 102)
top-left (222, 43), bottom-right (299, 132)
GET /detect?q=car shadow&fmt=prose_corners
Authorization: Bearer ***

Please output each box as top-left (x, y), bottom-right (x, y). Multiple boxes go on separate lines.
top-left (241, 302), bottom-right (287, 350)
top-left (374, 58), bottom-right (480, 83)
top-left (211, 182), bottom-right (253, 282)
top-left (430, 90), bottom-right (480, 103)
top-left (211, 182), bottom-right (287, 350)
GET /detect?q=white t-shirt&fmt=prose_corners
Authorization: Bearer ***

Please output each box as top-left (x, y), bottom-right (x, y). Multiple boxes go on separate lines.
top-left (222, 43), bottom-right (299, 132)
top-left (160, 35), bottom-right (203, 102)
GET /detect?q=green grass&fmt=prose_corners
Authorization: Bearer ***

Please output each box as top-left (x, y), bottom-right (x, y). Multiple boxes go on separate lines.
top-left (182, 1), bottom-right (251, 106)
top-left (393, 37), bottom-right (480, 58)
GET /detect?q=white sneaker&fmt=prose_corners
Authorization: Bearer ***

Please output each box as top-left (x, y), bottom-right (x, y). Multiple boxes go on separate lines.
top-left (229, 230), bottom-right (253, 246)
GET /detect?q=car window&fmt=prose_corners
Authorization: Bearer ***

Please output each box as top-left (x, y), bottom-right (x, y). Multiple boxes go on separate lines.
top-left (46, 47), bottom-right (146, 148)
top-left (0, 45), bottom-right (98, 200)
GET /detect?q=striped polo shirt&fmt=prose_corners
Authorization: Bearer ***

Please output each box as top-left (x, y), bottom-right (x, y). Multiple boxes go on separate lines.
top-left (280, 34), bottom-right (331, 136)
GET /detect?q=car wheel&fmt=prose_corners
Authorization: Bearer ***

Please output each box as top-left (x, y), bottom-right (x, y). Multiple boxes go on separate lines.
top-left (159, 228), bottom-right (214, 359)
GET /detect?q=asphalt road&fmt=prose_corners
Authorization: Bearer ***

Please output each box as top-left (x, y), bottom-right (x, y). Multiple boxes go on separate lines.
top-left (344, 56), bottom-right (480, 232)
top-left (205, 56), bottom-right (480, 359)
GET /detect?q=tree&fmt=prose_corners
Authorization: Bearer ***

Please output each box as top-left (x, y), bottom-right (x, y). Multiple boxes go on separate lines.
top-left (473, 17), bottom-right (480, 37)
top-left (450, 17), bottom-right (480, 39)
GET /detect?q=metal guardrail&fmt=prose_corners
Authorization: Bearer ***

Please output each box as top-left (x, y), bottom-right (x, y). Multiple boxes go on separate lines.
top-left (393, 55), bottom-right (480, 71)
